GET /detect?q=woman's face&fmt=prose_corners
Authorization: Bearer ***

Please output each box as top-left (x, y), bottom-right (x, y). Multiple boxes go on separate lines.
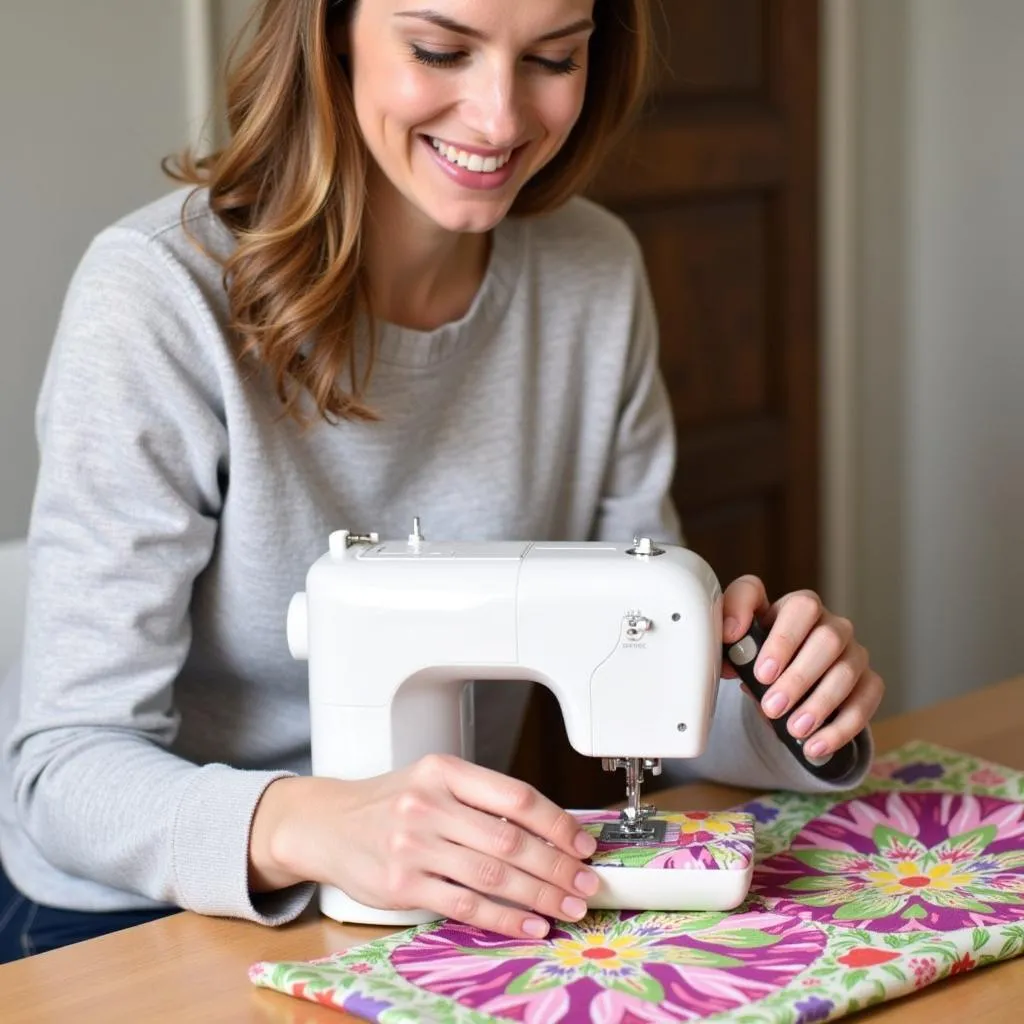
top-left (340, 0), bottom-right (595, 236)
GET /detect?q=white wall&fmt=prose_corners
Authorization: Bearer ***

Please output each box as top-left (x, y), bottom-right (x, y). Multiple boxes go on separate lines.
top-left (854, 0), bottom-right (1024, 711)
top-left (0, 1), bottom-right (254, 543)
top-left (0, 4), bottom-right (188, 540)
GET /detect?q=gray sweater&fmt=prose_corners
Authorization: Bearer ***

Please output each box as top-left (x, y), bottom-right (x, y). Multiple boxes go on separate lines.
top-left (0, 189), bottom-right (871, 924)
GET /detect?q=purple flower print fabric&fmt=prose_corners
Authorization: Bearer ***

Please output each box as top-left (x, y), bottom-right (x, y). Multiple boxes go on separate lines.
top-left (250, 741), bottom-right (1024, 1023)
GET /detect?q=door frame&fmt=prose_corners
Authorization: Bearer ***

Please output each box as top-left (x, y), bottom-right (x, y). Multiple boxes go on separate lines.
top-left (821, 0), bottom-right (858, 615)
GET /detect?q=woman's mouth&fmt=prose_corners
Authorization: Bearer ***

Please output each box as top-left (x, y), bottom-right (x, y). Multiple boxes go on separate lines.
top-left (420, 135), bottom-right (524, 192)
top-left (427, 137), bottom-right (514, 174)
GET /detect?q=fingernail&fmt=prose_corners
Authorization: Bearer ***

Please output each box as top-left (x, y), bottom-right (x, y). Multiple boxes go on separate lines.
top-left (575, 870), bottom-right (599, 896)
top-left (792, 712), bottom-right (815, 737)
top-left (756, 658), bottom-right (779, 683)
top-left (523, 917), bottom-right (549, 938)
top-left (724, 617), bottom-right (740, 641)
top-left (561, 896), bottom-right (588, 919)
top-left (762, 691), bottom-right (787, 717)
top-left (805, 739), bottom-right (828, 758)
top-left (574, 832), bottom-right (597, 857)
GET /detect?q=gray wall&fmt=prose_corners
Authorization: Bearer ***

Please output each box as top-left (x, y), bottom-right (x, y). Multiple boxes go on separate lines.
top-left (855, 0), bottom-right (1024, 711)
top-left (0, 4), bottom-right (188, 539)
top-left (0, 1), bottom-right (258, 543)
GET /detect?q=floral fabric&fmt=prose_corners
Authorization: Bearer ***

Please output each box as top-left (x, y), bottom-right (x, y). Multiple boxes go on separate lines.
top-left (250, 741), bottom-right (1024, 1022)
top-left (575, 810), bottom-right (755, 871)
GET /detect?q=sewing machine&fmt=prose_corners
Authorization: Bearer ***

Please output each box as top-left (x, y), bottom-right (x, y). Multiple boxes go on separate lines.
top-left (287, 521), bottom-right (828, 926)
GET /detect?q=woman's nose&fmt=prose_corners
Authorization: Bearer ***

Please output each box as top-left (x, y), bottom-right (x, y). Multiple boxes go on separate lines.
top-left (465, 68), bottom-right (524, 148)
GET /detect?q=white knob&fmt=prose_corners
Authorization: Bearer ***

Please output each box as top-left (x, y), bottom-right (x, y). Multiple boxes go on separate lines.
top-left (287, 592), bottom-right (309, 660)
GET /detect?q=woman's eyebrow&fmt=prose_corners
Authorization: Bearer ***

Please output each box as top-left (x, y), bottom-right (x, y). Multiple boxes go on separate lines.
top-left (394, 9), bottom-right (595, 43)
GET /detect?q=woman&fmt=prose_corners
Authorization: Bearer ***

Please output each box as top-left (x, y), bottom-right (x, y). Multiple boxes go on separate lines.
top-left (0, 0), bottom-right (883, 960)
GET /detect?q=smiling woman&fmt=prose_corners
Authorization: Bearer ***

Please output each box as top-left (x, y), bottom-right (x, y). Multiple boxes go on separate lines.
top-left (167, 0), bottom-right (653, 419)
top-left (0, 0), bottom-right (883, 964)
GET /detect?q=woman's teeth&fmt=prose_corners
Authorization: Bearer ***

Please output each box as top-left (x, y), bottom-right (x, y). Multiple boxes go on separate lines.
top-left (430, 137), bottom-right (512, 173)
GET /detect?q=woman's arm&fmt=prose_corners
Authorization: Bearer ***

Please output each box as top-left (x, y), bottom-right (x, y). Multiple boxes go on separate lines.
top-left (5, 226), bottom-right (312, 923)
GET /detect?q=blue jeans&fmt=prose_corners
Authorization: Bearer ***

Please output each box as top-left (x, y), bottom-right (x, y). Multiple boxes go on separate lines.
top-left (0, 858), bottom-right (178, 963)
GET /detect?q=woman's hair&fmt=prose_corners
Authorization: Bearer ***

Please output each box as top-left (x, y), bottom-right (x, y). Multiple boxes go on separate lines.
top-left (166, 0), bottom-right (653, 424)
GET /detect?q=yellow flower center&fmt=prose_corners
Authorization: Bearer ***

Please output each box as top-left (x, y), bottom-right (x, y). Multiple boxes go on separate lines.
top-left (865, 859), bottom-right (977, 895)
top-left (678, 814), bottom-right (734, 836)
top-left (549, 933), bottom-right (647, 970)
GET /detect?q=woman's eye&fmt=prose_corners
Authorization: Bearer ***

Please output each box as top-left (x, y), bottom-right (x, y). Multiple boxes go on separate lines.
top-left (410, 44), bottom-right (465, 68)
top-left (409, 44), bottom-right (581, 77)
top-left (529, 55), bottom-right (582, 76)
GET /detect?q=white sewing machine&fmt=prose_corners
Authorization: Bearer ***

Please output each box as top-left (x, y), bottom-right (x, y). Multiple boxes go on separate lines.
top-left (288, 521), bottom-right (751, 926)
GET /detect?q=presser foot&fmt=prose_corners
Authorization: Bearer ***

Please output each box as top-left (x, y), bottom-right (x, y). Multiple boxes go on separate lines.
top-left (598, 816), bottom-right (669, 845)
top-left (600, 756), bottom-right (666, 844)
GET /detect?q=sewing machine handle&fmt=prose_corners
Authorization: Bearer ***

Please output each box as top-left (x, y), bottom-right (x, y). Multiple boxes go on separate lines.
top-left (724, 618), bottom-right (861, 783)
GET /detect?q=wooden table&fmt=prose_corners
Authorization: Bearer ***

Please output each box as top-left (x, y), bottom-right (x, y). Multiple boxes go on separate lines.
top-left (3, 676), bottom-right (1023, 1023)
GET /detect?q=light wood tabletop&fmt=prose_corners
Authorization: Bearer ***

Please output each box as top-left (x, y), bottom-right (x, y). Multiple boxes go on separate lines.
top-left (3, 675), bottom-right (1023, 1024)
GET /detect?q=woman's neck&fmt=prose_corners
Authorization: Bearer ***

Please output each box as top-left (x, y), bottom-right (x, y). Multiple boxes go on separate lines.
top-left (362, 181), bottom-right (491, 332)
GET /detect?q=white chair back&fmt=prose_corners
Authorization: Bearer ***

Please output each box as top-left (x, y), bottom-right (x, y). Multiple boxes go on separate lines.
top-left (0, 538), bottom-right (28, 673)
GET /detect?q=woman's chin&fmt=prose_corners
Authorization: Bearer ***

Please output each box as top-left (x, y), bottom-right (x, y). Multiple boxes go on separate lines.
top-left (427, 202), bottom-right (515, 236)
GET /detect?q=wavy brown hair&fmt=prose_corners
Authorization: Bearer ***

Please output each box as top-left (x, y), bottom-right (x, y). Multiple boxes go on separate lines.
top-left (166, 0), bottom-right (653, 424)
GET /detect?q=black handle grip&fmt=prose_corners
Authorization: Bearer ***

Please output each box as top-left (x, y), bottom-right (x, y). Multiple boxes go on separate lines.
top-left (723, 618), bottom-right (860, 783)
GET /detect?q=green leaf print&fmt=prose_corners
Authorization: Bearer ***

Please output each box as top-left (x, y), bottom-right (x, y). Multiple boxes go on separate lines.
top-left (872, 825), bottom-right (927, 859)
top-left (788, 847), bottom-right (875, 874)
top-left (606, 845), bottom-right (664, 868)
top-left (920, 890), bottom-right (1007, 914)
top-left (789, 891), bottom-right (853, 908)
top-left (972, 927), bottom-right (992, 951)
top-left (901, 904), bottom-right (928, 920)
top-left (832, 892), bottom-right (906, 921)
top-left (932, 825), bottom-right (998, 861)
top-left (648, 911), bottom-right (729, 934)
top-left (783, 874), bottom-right (856, 892)
top-left (882, 963), bottom-right (908, 982)
top-left (604, 970), bottom-right (667, 1003)
top-left (993, 849), bottom-right (1024, 869)
top-left (650, 945), bottom-right (745, 969)
top-left (696, 928), bottom-right (782, 949)
top-left (504, 967), bottom-right (564, 996)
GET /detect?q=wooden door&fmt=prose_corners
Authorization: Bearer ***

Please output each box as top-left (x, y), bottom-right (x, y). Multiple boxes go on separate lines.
top-left (511, 0), bottom-right (822, 807)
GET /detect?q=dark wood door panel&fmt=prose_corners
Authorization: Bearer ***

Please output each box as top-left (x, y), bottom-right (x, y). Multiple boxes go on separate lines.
top-left (592, 114), bottom-right (784, 200)
top-left (625, 197), bottom-right (770, 425)
top-left (651, 0), bottom-right (767, 98)
top-left (681, 496), bottom-right (777, 598)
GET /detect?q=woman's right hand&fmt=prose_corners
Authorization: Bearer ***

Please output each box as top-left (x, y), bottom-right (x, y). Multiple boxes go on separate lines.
top-left (249, 754), bottom-right (600, 939)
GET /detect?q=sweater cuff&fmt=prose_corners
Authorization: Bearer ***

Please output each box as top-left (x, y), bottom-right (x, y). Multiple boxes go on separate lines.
top-left (741, 694), bottom-right (875, 794)
top-left (172, 764), bottom-right (315, 924)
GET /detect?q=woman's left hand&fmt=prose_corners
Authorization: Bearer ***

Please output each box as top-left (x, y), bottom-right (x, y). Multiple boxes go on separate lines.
top-left (721, 575), bottom-right (885, 760)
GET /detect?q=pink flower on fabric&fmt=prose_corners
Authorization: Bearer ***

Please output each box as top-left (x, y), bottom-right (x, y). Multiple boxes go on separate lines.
top-left (969, 768), bottom-right (1007, 787)
top-left (909, 956), bottom-right (937, 987)
top-left (753, 791), bottom-right (1024, 932)
top-left (388, 909), bottom-right (827, 1022)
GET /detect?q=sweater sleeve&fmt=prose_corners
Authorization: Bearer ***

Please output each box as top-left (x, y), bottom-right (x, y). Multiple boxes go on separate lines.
top-left (589, 242), bottom-right (683, 547)
top-left (660, 683), bottom-right (874, 793)
top-left (5, 228), bottom-right (313, 923)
